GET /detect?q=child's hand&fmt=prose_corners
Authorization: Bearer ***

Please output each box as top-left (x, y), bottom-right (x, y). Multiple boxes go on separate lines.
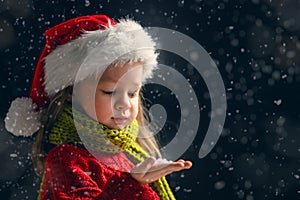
top-left (130, 157), bottom-right (192, 185)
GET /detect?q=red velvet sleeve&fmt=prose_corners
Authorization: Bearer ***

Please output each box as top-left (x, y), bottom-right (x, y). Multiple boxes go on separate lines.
top-left (40, 144), bottom-right (160, 200)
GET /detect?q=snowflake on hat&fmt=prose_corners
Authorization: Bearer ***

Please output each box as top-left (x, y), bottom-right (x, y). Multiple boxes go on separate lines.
top-left (5, 15), bottom-right (158, 137)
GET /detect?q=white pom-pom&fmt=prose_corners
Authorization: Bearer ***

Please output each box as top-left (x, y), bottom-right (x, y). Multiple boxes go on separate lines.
top-left (4, 97), bottom-right (41, 137)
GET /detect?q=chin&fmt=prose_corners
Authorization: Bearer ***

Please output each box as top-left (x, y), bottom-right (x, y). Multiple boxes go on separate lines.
top-left (103, 123), bottom-right (126, 130)
top-left (101, 119), bottom-right (132, 130)
top-left (114, 124), bottom-right (127, 130)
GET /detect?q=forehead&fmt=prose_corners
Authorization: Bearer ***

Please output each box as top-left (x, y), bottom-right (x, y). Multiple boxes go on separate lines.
top-left (99, 62), bottom-right (143, 83)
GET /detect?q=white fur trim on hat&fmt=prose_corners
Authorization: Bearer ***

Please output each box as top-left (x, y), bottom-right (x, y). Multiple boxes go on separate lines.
top-left (5, 97), bottom-right (41, 136)
top-left (43, 18), bottom-right (158, 96)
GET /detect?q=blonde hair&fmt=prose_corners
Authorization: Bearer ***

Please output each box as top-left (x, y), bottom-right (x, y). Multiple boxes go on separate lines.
top-left (136, 91), bottom-right (161, 157)
top-left (32, 87), bottom-right (160, 176)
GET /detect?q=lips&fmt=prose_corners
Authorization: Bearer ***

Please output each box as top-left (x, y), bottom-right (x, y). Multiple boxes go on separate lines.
top-left (112, 116), bottom-right (128, 124)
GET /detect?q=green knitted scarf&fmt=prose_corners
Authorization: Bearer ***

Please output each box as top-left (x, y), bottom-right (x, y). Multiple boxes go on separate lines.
top-left (48, 105), bottom-right (176, 200)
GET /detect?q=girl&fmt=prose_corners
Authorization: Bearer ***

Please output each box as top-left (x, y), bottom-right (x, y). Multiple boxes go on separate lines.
top-left (5, 15), bottom-right (192, 199)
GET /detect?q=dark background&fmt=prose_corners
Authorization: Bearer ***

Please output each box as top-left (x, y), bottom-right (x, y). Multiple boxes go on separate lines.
top-left (0, 0), bottom-right (299, 199)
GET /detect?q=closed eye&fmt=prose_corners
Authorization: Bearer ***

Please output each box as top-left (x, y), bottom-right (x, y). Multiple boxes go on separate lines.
top-left (128, 90), bottom-right (139, 98)
top-left (101, 89), bottom-right (139, 97)
top-left (102, 90), bottom-right (115, 95)
top-left (128, 92), bottom-right (137, 98)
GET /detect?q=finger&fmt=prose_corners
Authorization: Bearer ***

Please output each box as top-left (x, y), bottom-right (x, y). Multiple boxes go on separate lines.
top-left (176, 159), bottom-right (185, 163)
top-left (174, 159), bottom-right (193, 169)
top-left (150, 162), bottom-right (171, 172)
top-left (135, 160), bottom-right (193, 184)
top-left (150, 159), bottom-right (184, 172)
top-left (150, 159), bottom-right (173, 172)
top-left (144, 162), bottom-right (186, 181)
top-left (183, 160), bottom-right (193, 169)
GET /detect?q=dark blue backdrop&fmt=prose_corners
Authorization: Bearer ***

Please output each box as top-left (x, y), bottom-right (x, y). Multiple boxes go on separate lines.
top-left (0, 0), bottom-right (299, 199)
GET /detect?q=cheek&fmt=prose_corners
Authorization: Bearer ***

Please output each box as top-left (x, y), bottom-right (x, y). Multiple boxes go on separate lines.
top-left (131, 98), bottom-right (139, 113)
top-left (75, 84), bottom-right (96, 117)
top-left (94, 95), bottom-right (112, 115)
top-left (95, 93), bottom-right (110, 105)
top-left (83, 99), bottom-right (98, 119)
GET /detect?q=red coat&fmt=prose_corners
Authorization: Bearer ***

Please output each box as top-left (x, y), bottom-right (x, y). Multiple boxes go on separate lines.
top-left (39, 144), bottom-right (160, 200)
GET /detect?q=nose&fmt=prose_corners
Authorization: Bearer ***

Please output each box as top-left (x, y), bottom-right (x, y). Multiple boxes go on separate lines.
top-left (114, 93), bottom-right (131, 111)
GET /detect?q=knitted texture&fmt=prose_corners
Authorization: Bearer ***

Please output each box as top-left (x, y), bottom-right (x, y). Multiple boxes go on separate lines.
top-left (40, 105), bottom-right (176, 200)
top-left (39, 144), bottom-right (159, 200)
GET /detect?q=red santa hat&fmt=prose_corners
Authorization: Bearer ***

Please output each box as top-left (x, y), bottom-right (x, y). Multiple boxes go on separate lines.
top-left (5, 15), bottom-right (158, 137)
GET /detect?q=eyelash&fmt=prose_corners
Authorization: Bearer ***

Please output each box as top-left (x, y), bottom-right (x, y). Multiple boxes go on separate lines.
top-left (128, 91), bottom-right (137, 98)
top-left (102, 90), bottom-right (138, 97)
top-left (102, 91), bottom-right (115, 95)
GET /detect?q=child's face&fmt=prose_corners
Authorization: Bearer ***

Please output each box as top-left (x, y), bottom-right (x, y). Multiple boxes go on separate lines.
top-left (75, 62), bottom-right (143, 129)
